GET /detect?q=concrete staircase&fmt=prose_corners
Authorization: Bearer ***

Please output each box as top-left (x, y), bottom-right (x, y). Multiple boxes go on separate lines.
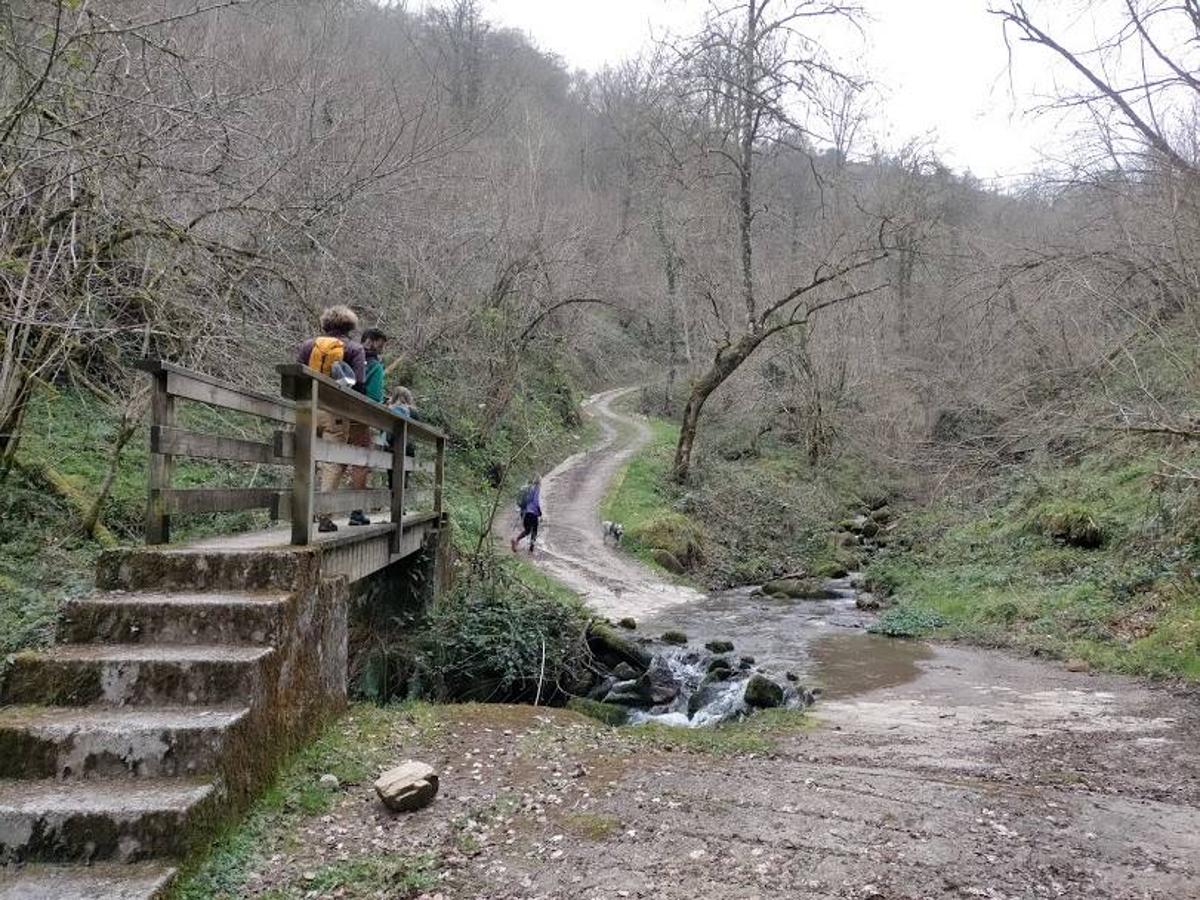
top-left (0, 547), bottom-right (350, 899)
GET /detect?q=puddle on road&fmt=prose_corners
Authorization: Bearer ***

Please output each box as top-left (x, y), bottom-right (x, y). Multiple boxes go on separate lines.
top-left (808, 632), bottom-right (933, 699)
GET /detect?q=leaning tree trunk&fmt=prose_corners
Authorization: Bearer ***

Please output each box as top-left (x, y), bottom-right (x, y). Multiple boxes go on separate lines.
top-left (672, 327), bottom-right (775, 482)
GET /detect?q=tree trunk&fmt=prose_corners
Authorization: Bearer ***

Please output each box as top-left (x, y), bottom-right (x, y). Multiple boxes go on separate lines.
top-left (80, 398), bottom-right (145, 537)
top-left (673, 326), bottom-right (778, 482)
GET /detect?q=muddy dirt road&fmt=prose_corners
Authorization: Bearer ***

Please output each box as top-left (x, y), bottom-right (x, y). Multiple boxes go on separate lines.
top-left (234, 389), bottom-right (1200, 898)
top-left (494, 388), bottom-right (1200, 897)
top-left (527, 387), bottom-right (702, 621)
top-left (253, 654), bottom-right (1200, 899)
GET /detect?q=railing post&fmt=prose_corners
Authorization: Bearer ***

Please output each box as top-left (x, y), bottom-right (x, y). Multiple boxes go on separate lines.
top-left (390, 420), bottom-right (407, 554)
top-left (285, 371), bottom-right (317, 546)
top-left (434, 435), bottom-right (446, 522)
top-left (145, 369), bottom-right (175, 544)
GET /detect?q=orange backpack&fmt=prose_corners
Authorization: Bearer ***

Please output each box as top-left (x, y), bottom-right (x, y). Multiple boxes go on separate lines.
top-left (308, 336), bottom-right (345, 376)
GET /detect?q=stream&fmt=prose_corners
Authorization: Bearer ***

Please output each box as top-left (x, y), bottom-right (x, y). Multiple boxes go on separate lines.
top-left (588, 573), bottom-right (932, 728)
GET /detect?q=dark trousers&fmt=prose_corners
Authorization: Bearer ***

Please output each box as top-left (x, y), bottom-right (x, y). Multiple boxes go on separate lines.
top-left (517, 512), bottom-right (540, 545)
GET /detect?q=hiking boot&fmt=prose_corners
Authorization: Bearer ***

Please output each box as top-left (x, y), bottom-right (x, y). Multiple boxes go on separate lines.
top-left (317, 516), bottom-right (338, 533)
top-left (510, 537), bottom-right (519, 553)
top-left (348, 510), bottom-right (371, 526)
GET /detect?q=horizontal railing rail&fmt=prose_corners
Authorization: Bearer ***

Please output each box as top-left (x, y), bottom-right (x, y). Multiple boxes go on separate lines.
top-left (139, 358), bottom-right (445, 552)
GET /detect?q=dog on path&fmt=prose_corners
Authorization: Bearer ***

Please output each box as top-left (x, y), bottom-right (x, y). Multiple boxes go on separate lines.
top-left (602, 520), bottom-right (625, 544)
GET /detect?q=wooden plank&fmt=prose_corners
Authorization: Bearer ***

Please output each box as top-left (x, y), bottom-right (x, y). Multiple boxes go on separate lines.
top-left (314, 489), bottom-right (392, 516)
top-left (166, 371), bottom-right (296, 423)
top-left (313, 437), bottom-right (393, 470)
top-left (163, 488), bottom-right (284, 514)
top-left (151, 426), bottom-right (281, 465)
top-left (401, 510), bottom-right (441, 529)
top-left (434, 436), bottom-right (446, 521)
top-left (315, 382), bottom-right (397, 431)
top-left (276, 364), bottom-right (446, 441)
top-left (145, 372), bottom-right (175, 544)
top-left (401, 489), bottom-right (433, 509)
top-left (391, 420), bottom-right (406, 554)
top-left (289, 375), bottom-right (317, 545)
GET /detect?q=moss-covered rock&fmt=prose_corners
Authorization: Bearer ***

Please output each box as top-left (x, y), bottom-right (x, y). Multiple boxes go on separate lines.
top-left (812, 560), bottom-right (849, 579)
top-left (617, 617), bottom-right (637, 630)
top-left (631, 513), bottom-right (706, 568)
top-left (587, 623), bottom-right (652, 671)
top-left (660, 630), bottom-right (688, 646)
top-left (743, 674), bottom-right (784, 708)
top-left (704, 639), bottom-right (734, 654)
top-left (566, 697), bottom-right (629, 726)
top-left (761, 578), bottom-right (836, 600)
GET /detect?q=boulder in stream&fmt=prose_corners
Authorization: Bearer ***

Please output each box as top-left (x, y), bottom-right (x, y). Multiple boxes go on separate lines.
top-left (701, 665), bottom-right (733, 685)
top-left (617, 617), bottom-right (637, 630)
top-left (612, 661), bottom-right (639, 681)
top-left (704, 639), bottom-right (735, 654)
top-left (660, 630), bottom-right (689, 646)
top-left (588, 623), bottom-right (652, 671)
top-left (638, 656), bottom-right (680, 705)
top-left (604, 679), bottom-right (649, 707)
top-left (760, 578), bottom-right (837, 600)
top-left (744, 674), bottom-right (785, 709)
top-left (688, 681), bottom-right (733, 718)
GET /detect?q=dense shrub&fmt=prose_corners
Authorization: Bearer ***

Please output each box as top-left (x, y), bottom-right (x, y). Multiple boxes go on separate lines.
top-left (629, 512), bottom-right (707, 569)
top-left (1032, 502), bottom-right (1107, 548)
top-left (416, 558), bottom-right (594, 703)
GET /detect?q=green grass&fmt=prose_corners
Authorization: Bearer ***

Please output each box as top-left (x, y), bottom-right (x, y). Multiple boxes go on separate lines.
top-left (172, 703), bottom-right (442, 899)
top-left (619, 708), bottom-right (813, 756)
top-left (257, 852), bottom-right (437, 899)
top-left (601, 417), bottom-right (689, 574)
top-left (867, 446), bottom-right (1200, 680)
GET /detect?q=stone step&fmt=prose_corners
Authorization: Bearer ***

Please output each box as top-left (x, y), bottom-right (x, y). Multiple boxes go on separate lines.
top-left (59, 591), bottom-right (292, 646)
top-left (0, 706), bottom-right (249, 780)
top-left (0, 862), bottom-right (176, 899)
top-left (1, 645), bottom-right (274, 708)
top-left (0, 778), bottom-right (216, 863)
top-left (97, 547), bottom-right (316, 594)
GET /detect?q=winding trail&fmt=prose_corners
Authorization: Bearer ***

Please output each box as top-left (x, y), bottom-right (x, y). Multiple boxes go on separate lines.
top-left (530, 387), bottom-right (702, 621)
top-left (231, 387), bottom-right (1200, 899)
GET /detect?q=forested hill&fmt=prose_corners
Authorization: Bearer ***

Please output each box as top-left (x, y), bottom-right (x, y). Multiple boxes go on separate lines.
top-left (4, 0), bottom-right (1200, 678)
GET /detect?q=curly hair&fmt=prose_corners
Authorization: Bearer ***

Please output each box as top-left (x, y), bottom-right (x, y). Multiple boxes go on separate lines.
top-left (319, 304), bottom-right (358, 335)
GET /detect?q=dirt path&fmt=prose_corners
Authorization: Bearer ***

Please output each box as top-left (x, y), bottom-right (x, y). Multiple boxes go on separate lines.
top-left (527, 387), bottom-right (701, 621)
top-left (230, 389), bottom-right (1200, 899)
top-left (245, 652), bottom-right (1199, 899)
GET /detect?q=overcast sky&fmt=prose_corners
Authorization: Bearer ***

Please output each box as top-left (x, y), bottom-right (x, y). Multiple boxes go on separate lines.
top-left (473, 0), bottom-right (1092, 185)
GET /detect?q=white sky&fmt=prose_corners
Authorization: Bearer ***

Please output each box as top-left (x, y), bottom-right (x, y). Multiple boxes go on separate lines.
top-left (475, 0), bottom-right (1093, 185)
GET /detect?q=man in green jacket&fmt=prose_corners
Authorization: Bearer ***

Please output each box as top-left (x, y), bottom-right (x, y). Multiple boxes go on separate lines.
top-left (360, 328), bottom-right (388, 403)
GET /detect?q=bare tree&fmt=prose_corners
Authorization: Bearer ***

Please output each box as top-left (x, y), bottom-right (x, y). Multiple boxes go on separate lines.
top-left (665, 0), bottom-right (888, 481)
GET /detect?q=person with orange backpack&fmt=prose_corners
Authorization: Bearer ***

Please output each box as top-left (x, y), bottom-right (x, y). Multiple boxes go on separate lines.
top-left (296, 305), bottom-right (369, 533)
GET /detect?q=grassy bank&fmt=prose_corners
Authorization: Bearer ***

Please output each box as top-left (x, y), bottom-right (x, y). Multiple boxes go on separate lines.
top-left (868, 441), bottom-right (1200, 680)
top-left (601, 405), bottom-right (895, 588)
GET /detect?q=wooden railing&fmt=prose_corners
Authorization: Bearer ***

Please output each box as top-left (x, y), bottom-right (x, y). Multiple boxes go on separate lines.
top-left (139, 359), bottom-right (445, 552)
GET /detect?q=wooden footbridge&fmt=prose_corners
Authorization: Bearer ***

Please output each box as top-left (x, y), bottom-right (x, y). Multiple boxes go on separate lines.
top-left (0, 362), bottom-right (448, 898)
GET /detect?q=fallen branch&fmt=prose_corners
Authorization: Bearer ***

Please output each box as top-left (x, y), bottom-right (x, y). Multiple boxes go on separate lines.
top-left (15, 458), bottom-right (119, 547)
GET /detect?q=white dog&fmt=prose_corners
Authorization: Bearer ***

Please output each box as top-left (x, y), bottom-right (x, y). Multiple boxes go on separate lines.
top-left (602, 520), bottom-right (625, 544)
